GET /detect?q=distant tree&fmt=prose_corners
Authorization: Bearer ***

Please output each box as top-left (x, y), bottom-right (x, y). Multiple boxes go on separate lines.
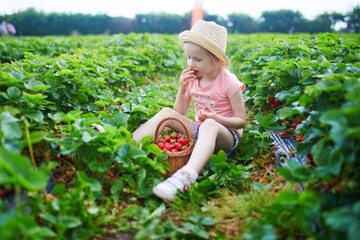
top-left (203, 13), bottom-right (226, 26)
top-left (260, 10), bottom-right (305, 33)
top-left (309, 13), bottom-right (333, 33)
top-left (1, 5), bottom-right (360, 35)
top-left (135, 13), bottom-right (182, 33)
top-left (346, 5), bottom-right (360, 32)
top-left (227, 13), bottom-right (259, 33)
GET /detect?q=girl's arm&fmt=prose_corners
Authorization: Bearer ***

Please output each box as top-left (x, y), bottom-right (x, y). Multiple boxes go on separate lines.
top-left (198, 88), bottom-right (246, 129)
top-left (174, 69), bottom-right (196, 115)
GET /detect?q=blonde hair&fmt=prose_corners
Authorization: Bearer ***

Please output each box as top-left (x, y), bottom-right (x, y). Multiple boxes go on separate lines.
top-left (184, 41), bottom-right (223, 67)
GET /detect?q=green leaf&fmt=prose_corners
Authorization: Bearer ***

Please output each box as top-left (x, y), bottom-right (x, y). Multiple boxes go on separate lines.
top-left (277, 167), bottom-right (293, 182)
top-left (82, 131), bottom-right (96, 143)
top-left (275, 91), bottom-right (291, 101)
top-left (140, 135), bottom-right (154, 146)
top-left (58, 216), bottom-right (82, 228)
top-left (23, 92), bottom-right (48, 105)
top-left (278, 107), bottom-right (300, 120)
top-left (24, 80), bottom-right (51, 92)
top-left (276, 190), bottom-right (299, 206)
top-left (57, 69), bottom-right (76, 77)
top-left (244, 224), bottom-right (277, 240)
top-left (0, 147), bottom-right (49, 190)
top-left (200, 217), bottom-right (217, 226)
top-left (6, 86), bottom-right (22, 100)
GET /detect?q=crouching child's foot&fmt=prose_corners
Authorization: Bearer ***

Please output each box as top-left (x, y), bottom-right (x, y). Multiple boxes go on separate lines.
top-left (152, 166), bottom-right (198, 200)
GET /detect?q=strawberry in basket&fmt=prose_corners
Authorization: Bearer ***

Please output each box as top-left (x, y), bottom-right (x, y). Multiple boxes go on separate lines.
top-left (157, 133), bottom-right (190, 153)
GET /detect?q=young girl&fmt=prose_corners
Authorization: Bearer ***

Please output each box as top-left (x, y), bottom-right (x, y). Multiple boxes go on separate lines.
top-left (132, 20), bottom-right (246, 200)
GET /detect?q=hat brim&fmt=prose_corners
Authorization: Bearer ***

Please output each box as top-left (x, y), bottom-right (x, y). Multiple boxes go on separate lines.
top-left (179, 31), bottom-right (230, 68)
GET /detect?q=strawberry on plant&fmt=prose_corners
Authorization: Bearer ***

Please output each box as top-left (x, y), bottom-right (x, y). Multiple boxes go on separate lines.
top-left (271, 103), bottom-right (276, 109)
top-left (274, 100), bottom-right (280, 106)
top-left (279, 132), bottom-right (286, 137)
top-left (297, 119), bottom-right (303, 124)
top-left (268, 97), bottom-right (275, 103)
top-left (108, 172), bottom-right (114, 179)
top-left (292, 123), bottom-right (297, 129)
top-left (323, 183), bottom-right (331, 191)
top-left (0, 189), bottom-right (5, 199)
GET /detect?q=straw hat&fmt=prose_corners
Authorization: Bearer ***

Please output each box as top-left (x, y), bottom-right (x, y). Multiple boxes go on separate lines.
top-left (179, 20), bottom-right (230, 68)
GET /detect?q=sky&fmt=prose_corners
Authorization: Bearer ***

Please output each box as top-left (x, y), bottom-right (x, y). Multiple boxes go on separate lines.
top-left (1, 0), bottom-right (359, 20)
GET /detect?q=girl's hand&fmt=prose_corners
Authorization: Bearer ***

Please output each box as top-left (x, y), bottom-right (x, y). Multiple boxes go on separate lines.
top-left (198, 104), bottom-right (216, 122)
top-left (179, 68), bottom-right (197, 93)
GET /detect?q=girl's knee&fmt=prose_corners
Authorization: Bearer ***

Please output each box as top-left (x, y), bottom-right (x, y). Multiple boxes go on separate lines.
top-left (158, 107), bottom-right (176, 117)
top-left (199, 119), bottom-right (221, 132)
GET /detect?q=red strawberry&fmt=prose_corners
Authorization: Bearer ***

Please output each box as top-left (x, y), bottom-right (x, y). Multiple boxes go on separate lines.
top-left (0, 189), bottom-right (5, 199)
top-left (108, 172), bottom-right (114, 179)
top-left (274, 100), bottom-right (280, 106)
top-left (170, 132), bottom-right (178, 139)
top-left (279, 132), bottom-right (286, 137)
top-left (191, 69), bottom-right (198, 75)
top-left (157, 142), bottom-right (165, 150)
top-left (159, 138), bottom-right (166, 143)
top-left (178, 138), bottom-right (188, 146)
top-left (271, 104), bottom-right (276, 109)
top-left (292, 123), bottom-right (297, 129)
top-left (268, 97), bottom-right (275, 103)
top-left (163, 135), bottom-right (170, 142)
top-left (166, 144), bottom-right (174, 151)
top-left (171, 149), bottom-right (178, 153)
top-left (297, 119), bottom-right (303, 124)
top-left (323, 183), bottom-right (331, 191)
top-left (182, 146), bottom-right (189, 151)
top-left (174, 142), bottom-right (182, 151)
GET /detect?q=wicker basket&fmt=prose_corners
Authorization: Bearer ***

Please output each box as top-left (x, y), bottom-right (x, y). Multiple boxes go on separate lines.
top-left (153, 116), bottom-right (195, 178)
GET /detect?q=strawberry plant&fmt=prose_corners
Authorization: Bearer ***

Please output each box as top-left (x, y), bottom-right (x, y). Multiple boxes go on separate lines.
top-left (1, 32), bottom-right (360, 239)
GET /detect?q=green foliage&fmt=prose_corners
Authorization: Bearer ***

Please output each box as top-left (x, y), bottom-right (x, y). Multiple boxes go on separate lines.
top-left (0, 32), bottom-right (360, 239)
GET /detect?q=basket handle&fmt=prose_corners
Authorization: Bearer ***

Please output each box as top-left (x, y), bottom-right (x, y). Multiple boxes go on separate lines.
top-left (153, 116), bottom-right (192, 143)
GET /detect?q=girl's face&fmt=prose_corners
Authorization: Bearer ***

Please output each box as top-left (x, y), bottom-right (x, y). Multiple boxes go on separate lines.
top-left (183, 42), bottom-right (220, 79)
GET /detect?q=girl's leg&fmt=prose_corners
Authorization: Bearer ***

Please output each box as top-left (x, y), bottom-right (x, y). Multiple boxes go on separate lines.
top-left (152, 118), bottom-right (235, 200)
top-left (184, 118), bottom-right (235, 173)
top-left (132, 107), bottom-right (194, 144)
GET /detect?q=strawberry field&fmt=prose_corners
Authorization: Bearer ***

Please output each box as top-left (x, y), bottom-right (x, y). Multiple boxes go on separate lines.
top-left (0, 32), bottom-right (360, 240)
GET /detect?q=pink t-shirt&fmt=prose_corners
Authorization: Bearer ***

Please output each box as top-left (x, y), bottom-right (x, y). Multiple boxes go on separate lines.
top-left (187, 68), bottom-right (245, 137)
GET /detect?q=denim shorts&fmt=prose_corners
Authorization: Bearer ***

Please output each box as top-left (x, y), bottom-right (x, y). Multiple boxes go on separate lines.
top-left (192, 121), bottom-right (240, 155)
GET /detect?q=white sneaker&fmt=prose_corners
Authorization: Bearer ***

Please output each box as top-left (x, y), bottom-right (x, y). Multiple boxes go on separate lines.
top-left (90, 123), bottom-right (106, 133)
top-left (152, 169), bottom-right (194, 200)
